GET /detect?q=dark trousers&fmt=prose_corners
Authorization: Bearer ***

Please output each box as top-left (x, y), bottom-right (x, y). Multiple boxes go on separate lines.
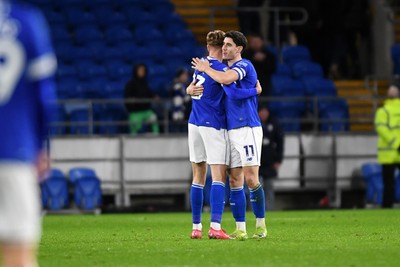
top-left (382, 164), bottom-right (400, 208)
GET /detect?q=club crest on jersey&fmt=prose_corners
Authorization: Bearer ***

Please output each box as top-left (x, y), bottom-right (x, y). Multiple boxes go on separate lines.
top-left (236, 61), bottom-right (248, 68)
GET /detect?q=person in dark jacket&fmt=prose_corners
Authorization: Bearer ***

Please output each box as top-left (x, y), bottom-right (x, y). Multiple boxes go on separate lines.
top-left (242, 34), bottom-right (276, 96)
top-left (259, 105), bottom-right (284, 210)
top-left (124, 63), bottom-right (160, 135)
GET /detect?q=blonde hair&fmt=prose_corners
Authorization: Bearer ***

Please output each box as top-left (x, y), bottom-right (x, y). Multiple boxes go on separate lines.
top-left (206, 30), bottom-right (225, 47)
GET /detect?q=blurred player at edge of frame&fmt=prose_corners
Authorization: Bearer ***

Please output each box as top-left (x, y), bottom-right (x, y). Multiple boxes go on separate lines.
top-left (0, 0), bottom-right (57, 266)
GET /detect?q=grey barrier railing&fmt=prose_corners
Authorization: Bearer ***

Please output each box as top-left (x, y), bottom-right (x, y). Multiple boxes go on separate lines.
top-left (51, 94), bottom-right (382, 136)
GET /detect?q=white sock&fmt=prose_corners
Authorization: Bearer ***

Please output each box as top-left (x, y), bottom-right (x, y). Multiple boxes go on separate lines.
top-left (256, 218), bottom-right (266, 228)
top-left (193, 223), bottom-right (202, 230)
top-left (236, 222), bottom-right (246, 232)
top-left (210, 222), bottom-right (221, 230)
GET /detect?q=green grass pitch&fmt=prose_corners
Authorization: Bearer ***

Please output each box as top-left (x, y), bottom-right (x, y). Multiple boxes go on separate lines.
top-left (38, 209), bottom-right (400, 267)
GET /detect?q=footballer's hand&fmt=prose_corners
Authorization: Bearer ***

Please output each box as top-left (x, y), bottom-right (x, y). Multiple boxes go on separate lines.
top-left (256, 80), bottom-right (262, 95)
top-left (191, 57), bottom-right (210, 72)
top-left (36, 150), bottom-right (50, 182)
top-left (186, 82), bottom-right (204, 96)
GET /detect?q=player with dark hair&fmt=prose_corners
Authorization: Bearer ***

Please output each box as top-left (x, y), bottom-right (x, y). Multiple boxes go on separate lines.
top-left (192, 30), bottom-right (267, 240)
top-left (0, 1), bottom-right (57, 266)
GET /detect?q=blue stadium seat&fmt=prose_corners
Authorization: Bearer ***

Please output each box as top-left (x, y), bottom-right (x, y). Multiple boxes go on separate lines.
top-left (391, 43), bottom-right (400, 75)
top-left (54, 43), bottom-right (75, 64)
top-left (318, 99), bottom-right (349, 132)
top-left (85, 41), bottom-right (108, 62)
top-left (102, 46), bottom-right (125, 61)
top-left (176, 40), bottom-right (205, 60)
top-left (147, 42), bottom-right (170, 62)
top-left (69, 167), bottom-right (102, 210)
top-left (159, 12), bottom-right (185, 28)
top-left (147, 63), bottom-right (168, 78)
top-left (45, 10), bottom-right (65, 25)
top-left (55, 0), bottom-right (82, 8)
top-left (124, 9), bottom-right (157, 28)
top-left (270, 76), bottom-right (306, 98)
top-left (74, 26), bottom-right (103, 45)
top-left (269, 101), bottom-right (303, 132)
top-left (93, 7), bottom-right (126, 27)
top-left (96, 104), bottom-right (128, 134)
top-left (83, 77), bottom-right (109, 99)
top-left (134, 26), bottom-right (163, 44)
top-left (282, 45), bottom-right (311, 66)
top-left (51, 26), bottom-right (70, 41)
top-left (148, 75), bottom-right (171, 97)
top-left (103, 80), bottom-right (126, 99)
top-left (273, 63), bottom-right (291, 77)
top-left (106, 61), bottom-right (132, 80)
top-left (163, 28), bottom-right (195, 44)
top-left (40, 169), bottom-right (69, 210)
top-left (361, 163), bottom-right (383, 205)
top-left (104, 25), bottom-right (133, 45)
top-left (151, 1), bottom-right (174, 17)
top-left (292, 61), bottom-right (324, 79)
top-left (64, 7), bottom-right (96, 27)
top-left (302, 77), bottom-right (337, 97)
top-left (49, 104), bottom-right (68, 136)
top-left (130, 46), bottom-right (154, 64)
top-left (76, 61), bottom-right (107, 80)
top-left (69, 167), bottom-right (97, 184)
top-left (69, 108), bottom-right (91, 134)
top-left (57, 63), bottom-right (77, 79)
top-left (57, 77), bottom-right (85, 99)
top-left (114, 43), bottom-right (139, 63)
top-left (269, 78), bottom-right (306, 132)
top-left (74, 176), bottom-right (102, 210)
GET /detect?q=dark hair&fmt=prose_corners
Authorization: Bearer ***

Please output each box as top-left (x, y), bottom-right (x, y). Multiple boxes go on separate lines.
top-left (175, 68), bottom-right (188, 78)
top-left (224, 31), bottom-right (247, 50)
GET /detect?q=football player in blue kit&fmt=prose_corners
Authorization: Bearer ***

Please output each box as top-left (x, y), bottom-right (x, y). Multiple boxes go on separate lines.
top-left (0, 1), bottom-right (57, 265)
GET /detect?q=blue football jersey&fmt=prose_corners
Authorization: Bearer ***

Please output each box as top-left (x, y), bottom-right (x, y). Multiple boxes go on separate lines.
top-left (0, 1), bottom-right (57, 163)
top-left (225, 58), bottom-right (261, 130)
top-left (188, 56), bottom-right (227, 130)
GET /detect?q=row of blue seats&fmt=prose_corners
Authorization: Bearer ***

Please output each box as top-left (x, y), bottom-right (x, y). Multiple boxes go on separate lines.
top-left (50, 104), bottom-right (128, 135)
top-left (41, 168), bottom-right (102, 210)
top-left (269, 64), bottom-right (348, 132)
top-left (52, 22), bottom-right (192, 45)
top-left (45, 5), bottom-right (179, 28)
top-left (32, 0), bottom-right (173, 11)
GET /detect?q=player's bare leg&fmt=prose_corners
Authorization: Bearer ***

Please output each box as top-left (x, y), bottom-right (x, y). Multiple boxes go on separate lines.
top-left (228, 167), bottom-right (248, 240)
top-left (243, 165), bottom-right (267, 239)
top-left (190, 162), bottom-right (207, 239)
top-left (207, 164), bottom-right (231, 239)
top-left (1, 244), bottom-right (38, 267)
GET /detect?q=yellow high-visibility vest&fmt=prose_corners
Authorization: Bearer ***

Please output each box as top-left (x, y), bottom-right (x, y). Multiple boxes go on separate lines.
top-left (375, 98), bottom-right (400, 164)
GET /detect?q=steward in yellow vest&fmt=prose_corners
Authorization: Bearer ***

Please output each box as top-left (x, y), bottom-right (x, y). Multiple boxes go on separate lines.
top-left (374, 84), bottom-right (400, 207)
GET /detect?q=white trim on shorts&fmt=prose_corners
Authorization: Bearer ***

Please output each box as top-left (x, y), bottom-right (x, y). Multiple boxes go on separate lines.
top-left (0, 162), bottom-right (42, 244)
top-left (188, 123), bottom-right (230, 165)
top-left (228, 126), bottom-right (263, 168)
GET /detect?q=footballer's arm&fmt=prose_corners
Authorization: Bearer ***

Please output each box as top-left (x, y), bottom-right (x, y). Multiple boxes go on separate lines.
top-left (192, 58), bottom-right (238, 85)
